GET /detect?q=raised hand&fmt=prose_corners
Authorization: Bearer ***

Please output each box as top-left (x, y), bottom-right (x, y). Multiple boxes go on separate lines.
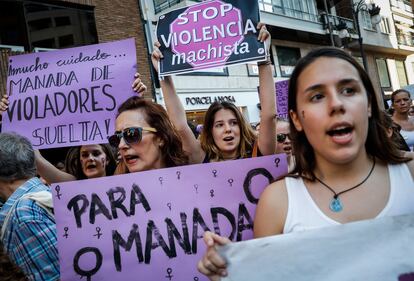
top-left (151, 41), bottom-right (163, 74)
top-left (0, 95), bottom-right (9, 114)
top-left (257, 23), bottom-right (271, 53)
top-left (131, 73), bottom-right (148, 97)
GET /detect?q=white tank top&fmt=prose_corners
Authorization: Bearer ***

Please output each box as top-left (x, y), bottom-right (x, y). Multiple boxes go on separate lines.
top-left (283, 163), bottom-right (414, 234)
top-left (400, 129), bottom-right (414, 151)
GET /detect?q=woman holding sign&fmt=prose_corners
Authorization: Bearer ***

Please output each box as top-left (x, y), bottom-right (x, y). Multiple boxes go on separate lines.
top-left (197, 47), bottom-right (414, 280)
top-left (108, 96), bottom-right (188, 173)
top-left (0, 78), bottom-right (148, 183)
top-left (139, 24), bottom-right (276, 164)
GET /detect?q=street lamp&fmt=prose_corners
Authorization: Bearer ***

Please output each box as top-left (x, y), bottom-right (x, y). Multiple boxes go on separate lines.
top-left (337, 0), bottom-right (381, 72)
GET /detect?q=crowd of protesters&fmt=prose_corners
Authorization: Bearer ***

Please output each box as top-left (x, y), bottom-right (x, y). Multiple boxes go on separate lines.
top-left (0, 25), bottom-right (413, 281)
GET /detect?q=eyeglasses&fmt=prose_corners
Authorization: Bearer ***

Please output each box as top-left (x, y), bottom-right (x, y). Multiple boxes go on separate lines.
top-left (277, 133), bottom-right (289, 143)
top-left (108, 127), bottom-right (157, 148)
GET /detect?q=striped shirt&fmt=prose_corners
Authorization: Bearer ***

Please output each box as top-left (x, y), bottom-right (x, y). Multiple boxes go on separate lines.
top-left (0, 177), bottom-right (60, 281)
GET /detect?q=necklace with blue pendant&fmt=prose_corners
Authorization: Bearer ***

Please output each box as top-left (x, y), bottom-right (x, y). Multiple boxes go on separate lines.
top-left (315, 159), bottom-right (376, 213)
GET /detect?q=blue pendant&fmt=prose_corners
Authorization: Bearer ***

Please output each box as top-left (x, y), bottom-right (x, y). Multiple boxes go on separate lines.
top-left (330, 197), bottom-right (343, 212)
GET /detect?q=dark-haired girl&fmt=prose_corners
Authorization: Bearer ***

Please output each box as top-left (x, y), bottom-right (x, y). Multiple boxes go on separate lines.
top-left (197, 47), bottom-right (414, 280)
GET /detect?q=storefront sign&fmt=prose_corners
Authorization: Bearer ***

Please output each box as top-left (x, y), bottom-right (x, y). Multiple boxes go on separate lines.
top-left (156, 0), bottom-right (265, 76)
top-left (51, 155), bottom-right (288, 281)
top-left (185, 95), bottom-right (236, 105)
top-left (3, 38), bottom-right (136, 149)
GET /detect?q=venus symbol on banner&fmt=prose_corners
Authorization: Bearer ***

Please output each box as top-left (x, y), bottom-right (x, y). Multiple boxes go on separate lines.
top-left (168, 0), bottom-right (244, 68)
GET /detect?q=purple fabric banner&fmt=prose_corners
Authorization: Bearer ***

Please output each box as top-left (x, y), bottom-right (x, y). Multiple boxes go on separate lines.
top-left (51, 155), bottom-right (288, 281)
top-left (156, 0), bottom-right (265, 76)
top-left (275, 79), bottom-right (289, 119)
top-left (3, 38), bottom-right (136, 149)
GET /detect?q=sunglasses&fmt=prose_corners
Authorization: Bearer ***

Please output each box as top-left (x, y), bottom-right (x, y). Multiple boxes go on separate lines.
top-left (108, 127), bottom-right (157, 148)
top-left (277, 133), bottom-right (289, 143)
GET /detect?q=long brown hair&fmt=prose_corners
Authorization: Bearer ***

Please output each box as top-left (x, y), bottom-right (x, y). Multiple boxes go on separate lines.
top-left (115, 96), bottom-right (188, 173)
top-left (287, 47), bottom-right (409, 180)
top-left (200, 101), bottom-right (256, 162)
top-left (65, 144), bottom-right (117, 180)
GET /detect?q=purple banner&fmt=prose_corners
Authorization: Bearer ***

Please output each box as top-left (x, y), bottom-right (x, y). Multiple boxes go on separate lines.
top-left (156, 0), bottom-right (265, 76)
top-left (51, 155), bottom-right (288, 281)
top-left (275, 79), bottom-right (289, 119)
top-left (3, 38), bottom-right (136, 149)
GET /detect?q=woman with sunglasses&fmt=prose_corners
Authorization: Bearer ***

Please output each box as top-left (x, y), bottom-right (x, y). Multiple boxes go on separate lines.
top-left (197, 47), bottom-right (414, 280)
top-left (275, 117), bottom-right (292, 155)
top-left (275, 117), bottom-right (294, 172)
top-left (108, 96), bottom-right (188, 173)
top-left (391, 89), bottom-right (414, 151)
top-left (137, 24), bottom-right (276, 164)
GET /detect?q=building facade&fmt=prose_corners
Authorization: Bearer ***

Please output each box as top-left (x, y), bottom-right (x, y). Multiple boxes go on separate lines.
top-left (144, 0), bottom-right (414, 122)
top-left (1, 0), bottom-right (413, 125)
top-left (0, 0), bottom-right (151, 164)
top-left (332, 0), bottom-right (414, 101)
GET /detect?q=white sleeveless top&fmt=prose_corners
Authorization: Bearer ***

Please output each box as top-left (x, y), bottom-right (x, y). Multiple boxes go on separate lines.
top-left (283, 163), bottom-right (414, 234)
top-left (400, 129), bottom-right (414, 151)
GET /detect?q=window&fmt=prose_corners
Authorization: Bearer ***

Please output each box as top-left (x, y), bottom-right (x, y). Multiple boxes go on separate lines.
top-left (0, 1), bottom-right (98, 51)
top-left (390, 0), bottom-right (413, 12)
top-left (275, 46), bottom-right (301, 77)
top-left (375, 58), bottom-right (391, 88)
top-left (259, 0), bottom-right (273, 12)
top-left (247, 63), bottom-right (260, 76)
top-left (403, 0), bottom-right (413, 12)
top-left (153, 0), bottom-right (181, 14)
top-left (55, 16), bottom-right (71, 27)
top-left (246, 62), bottom-right (276, 77)
top-left (379, 17), bottom-right (390, 34)
top-left (258, 0), bottom-right (318, 22)
top-left (58, 34), bottom-right (74, 47)
top-left (28, 18), bottom-right (52, 32)
top-left (396, 29), bottom-right (414, 46)
top-left (361, 11), bottom-right (376, 31)
top-left (395, 60), bottom-right (408, 87)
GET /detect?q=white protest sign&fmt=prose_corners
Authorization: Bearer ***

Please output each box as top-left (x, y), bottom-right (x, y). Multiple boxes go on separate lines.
top-left (219, 214), bottom-right (414, 281)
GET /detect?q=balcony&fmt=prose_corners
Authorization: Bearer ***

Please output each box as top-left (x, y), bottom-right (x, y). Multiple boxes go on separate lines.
top-left (259, 0), bottom-right (320, 23)
top-left (258, 0), bottom-right (357, 37)
top-left (326, 14), bottom-right (356, 34)
top-left (153, 0), bottom-right (201, 14)
top-left (397, 31), bottom-right (414, 46)
top-left (390, 0), bottom-right (413, 13)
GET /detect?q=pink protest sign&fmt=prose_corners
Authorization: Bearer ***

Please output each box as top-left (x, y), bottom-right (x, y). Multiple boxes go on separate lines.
top-left (157, 0), bottom-right (266, 76)
top-left (51, 155), bottom-right (288, 281)
top-left (276, 79), bottom-right (289, 119)
top-left (2, 38), bottom-right (136, 149)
